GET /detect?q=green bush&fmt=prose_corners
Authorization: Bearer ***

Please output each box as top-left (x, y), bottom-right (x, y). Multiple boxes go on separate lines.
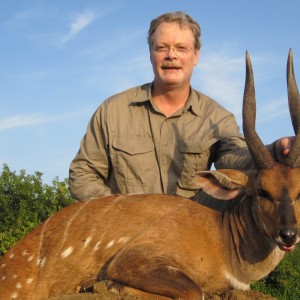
top-left (252, 246), bottom-right (300, 299)
top-left (0, 164), bottom-right (74, 255)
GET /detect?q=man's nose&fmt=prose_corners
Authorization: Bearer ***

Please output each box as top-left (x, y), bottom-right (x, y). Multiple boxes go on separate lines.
top-left (166, 47), bottom-right (177, 58)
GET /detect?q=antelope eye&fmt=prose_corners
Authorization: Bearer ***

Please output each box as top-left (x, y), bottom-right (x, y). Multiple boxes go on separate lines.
top-left (258, 188), bottom-right (272, 200)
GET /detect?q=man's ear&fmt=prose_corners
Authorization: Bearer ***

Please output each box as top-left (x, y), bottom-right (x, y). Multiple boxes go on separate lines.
top-left (193, 49), bottom-right (200, 66)
top-left (191, 169), bottom-right (249, 200)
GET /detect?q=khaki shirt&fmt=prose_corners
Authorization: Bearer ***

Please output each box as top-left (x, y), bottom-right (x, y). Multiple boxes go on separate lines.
top-left (69, 83), bottom-right (265, 201)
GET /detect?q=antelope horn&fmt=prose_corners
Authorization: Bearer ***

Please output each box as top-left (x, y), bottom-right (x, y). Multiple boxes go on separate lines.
top-left (242, 51), bottom-right (275, 169)
top-left (286, 49), bottom-right (300, 167)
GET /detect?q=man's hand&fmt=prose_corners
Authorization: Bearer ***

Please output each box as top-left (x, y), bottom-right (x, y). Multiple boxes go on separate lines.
top-left (274, 136), bottom-right (295, 163)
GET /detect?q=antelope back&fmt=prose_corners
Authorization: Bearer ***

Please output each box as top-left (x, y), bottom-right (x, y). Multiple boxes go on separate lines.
top-left (0, 194), bottom-right (222, 299)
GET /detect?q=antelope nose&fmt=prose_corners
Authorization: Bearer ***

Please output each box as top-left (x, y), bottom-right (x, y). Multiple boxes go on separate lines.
top-left (279, 228), bottom-right (298, 244)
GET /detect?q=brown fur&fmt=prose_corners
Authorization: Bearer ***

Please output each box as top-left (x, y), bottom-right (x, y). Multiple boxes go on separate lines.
top-left (0, 166), bottom-right (300, 299)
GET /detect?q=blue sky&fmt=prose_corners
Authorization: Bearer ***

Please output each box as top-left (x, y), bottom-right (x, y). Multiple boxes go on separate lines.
top-left (1, 0), bottom-right (300, 183)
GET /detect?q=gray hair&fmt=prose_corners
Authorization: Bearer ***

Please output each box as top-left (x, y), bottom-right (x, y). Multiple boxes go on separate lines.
top-left (147, 11), bottom-right (201, 50)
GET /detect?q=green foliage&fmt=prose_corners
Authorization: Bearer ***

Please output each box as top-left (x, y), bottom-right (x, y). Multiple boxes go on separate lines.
top-left (251, 244), bottom-right (300, 299)
top-left (0, 164), bottom-right (74, 256)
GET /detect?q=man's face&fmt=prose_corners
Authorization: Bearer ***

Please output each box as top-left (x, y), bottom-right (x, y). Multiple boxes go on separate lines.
top-left (150, 22), bottom-right (200, 89)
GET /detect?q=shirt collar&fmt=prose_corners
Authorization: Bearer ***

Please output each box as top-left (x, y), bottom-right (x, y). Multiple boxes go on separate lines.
top-left (131, 83), bottom-right (152, 103)
top-left (187, 88), bottom-right (202, 117)
top-left (130, 83), bottom-right (202, 117)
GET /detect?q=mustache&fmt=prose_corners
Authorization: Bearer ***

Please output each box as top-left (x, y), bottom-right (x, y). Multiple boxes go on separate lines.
top-left (161, 62), bottom-right (181, 69)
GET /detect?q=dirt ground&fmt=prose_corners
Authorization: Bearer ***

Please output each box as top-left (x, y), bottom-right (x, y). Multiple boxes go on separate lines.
top-left (48, 281), bottom-right (277, 300)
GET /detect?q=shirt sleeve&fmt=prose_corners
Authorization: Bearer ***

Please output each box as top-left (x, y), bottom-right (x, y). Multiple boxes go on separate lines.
top-left (68, 105), bottom-right (112, 201)
top-left (214, 136), bottom-right (254, 170)
top-left (213, 114), bottom-right (276, 170)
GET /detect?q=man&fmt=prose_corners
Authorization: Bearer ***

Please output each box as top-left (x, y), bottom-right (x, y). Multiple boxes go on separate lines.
top-left (69, 11), bottom-right (293, 204)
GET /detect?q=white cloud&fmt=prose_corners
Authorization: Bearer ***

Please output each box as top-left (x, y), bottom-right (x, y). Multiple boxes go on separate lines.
top-left (0, 113), bottom-right (45, 131)
top-left (3, 9), bottom-right (39, 26)
top-left (0, 111), bottom-right (91, 132)
top-left (256, 97), bottom-right (289, 123)
top-left (60, 9), bottom-right (96, 44)
top-left (192, 48), bottom-right (289, 126)
top-left (193, 51), bottom-right (245, 115)
top-left (79, 27), bottom-right (146, 59)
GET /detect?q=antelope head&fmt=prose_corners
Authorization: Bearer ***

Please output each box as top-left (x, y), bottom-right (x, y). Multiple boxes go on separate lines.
top-left (242, 49), bottom-right (300, 252)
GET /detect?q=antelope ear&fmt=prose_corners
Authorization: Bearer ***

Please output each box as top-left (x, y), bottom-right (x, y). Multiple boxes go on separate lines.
top-left (191, 169), bottom-right (249, 200)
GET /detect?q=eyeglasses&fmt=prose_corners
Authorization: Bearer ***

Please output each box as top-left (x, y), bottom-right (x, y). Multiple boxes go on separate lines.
top-left (152, 45), bottom-right (194, 57)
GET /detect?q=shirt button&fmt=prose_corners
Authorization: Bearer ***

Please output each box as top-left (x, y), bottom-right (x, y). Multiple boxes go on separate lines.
top-left (163, 142), bottom-right (167, 147)
top-left (163, 169), bottom-right (167, 174)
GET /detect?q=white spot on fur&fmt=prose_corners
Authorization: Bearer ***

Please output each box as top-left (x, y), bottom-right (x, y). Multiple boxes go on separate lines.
top-left (1, 263), bottom-right (6, 268)
top-left (61, 247), bottom-right (74, 258)
top-left (166, 265), bottom-right (181, 273)
top-left (83, 236), bottom-right (92, 248)
top-left (93, 241), bottom-right (101, 251)
top-left (224, 272), bottom-right (250, 290)
top-left (11, 292), bottom-right (18, 299)
top-left (106, 240), bottom-right (115, 248)
top-left (1, 276), bottom-right (6, 280)
top-left (93, 233), bottom-right (105, 251)
top-left (36, 217), bottom-right (51, 271)
top-left (22, 250), bottom-right (29, 256)
top-left (12, 274), bottom-right (18, 279)
top-left (40, 257), bottom-right (47, 268)
top-left (9, 253), bottom-right (15, 259)
top-left (112, 195), bottom-right (126, 203)
top-left (118, 237), bottom-right (129, 244)
top-left (54, 201), bottom-right (89, 257)
top-left (27, 278), bottom-right (33, 284)
top-left (16, 282), bottom-right (22, 289)
top-left (28, 255), bottom-right (34, 262)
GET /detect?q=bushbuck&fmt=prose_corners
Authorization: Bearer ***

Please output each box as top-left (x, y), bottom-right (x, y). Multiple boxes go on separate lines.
top-left (0, 50), bottom-right (300, 300)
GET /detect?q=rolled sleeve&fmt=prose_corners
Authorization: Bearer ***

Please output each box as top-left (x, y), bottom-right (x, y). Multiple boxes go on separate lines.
top-left (69, 107), bottom-right (112, 201)
top-left (212, 113), bottom-right (254, 170)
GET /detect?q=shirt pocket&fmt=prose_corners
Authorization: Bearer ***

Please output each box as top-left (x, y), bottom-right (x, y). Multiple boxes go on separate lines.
top-left (177, 140), bottom-right (216, 191)
top-left (111, 136), bottom-right (158, 186)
